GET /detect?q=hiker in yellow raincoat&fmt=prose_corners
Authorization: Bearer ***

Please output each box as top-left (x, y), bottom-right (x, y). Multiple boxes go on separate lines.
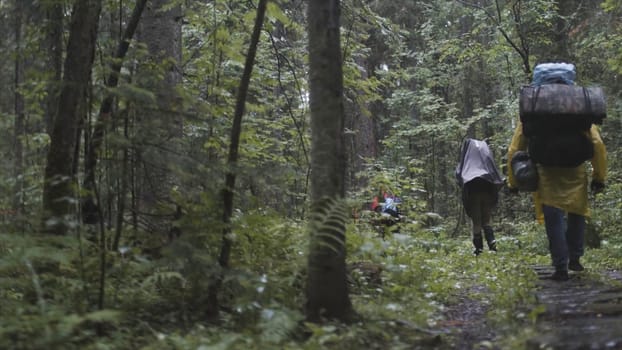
top-left (506, 122), bottom-right (607, 280)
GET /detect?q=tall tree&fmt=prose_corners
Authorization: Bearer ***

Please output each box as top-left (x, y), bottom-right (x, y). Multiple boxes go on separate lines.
top-left (305, 0), bottom-right (353, 322)
top-left (41, 0), bottom-right (103, 234)
top-left (133, 0), bottom-right (183, 237)
top-left (81, 0), bottom-right (148, 225)
top-left (12, 0), bottom-right (25, 218)
top-left (43, 0), bottom-right (64, 135)
top-left (206, 0), bottom-right (269, 317)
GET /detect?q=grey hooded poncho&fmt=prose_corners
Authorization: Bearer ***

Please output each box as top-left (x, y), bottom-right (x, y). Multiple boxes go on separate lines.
top-left (455, 138), bottom-right (504, 189)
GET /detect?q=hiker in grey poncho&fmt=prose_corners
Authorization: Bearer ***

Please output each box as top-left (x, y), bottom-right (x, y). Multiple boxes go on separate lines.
top-left (456, 138), bottom-right (505, 255)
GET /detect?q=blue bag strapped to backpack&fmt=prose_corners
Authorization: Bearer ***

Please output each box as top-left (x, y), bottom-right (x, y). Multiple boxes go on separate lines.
top-left (531, 62), bottom-right (576, 86)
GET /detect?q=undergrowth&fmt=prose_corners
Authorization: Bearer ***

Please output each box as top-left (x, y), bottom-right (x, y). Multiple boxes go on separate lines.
top-left (1, 200), bottom-right (621, 349)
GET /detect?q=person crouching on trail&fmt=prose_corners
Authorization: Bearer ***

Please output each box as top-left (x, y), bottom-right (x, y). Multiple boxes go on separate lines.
top-left (455, 138), bottom-right (505, 255)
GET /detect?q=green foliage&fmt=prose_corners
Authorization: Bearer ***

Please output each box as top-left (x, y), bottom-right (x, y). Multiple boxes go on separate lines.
top-left (181, 0), bottom-right (311, 217)
top-left (587, 169), bottom-right (622, 270)
top-left (0, 0), bottom-right (621, 349)
top-left (326, 215), bottom-right (546, 349)
top-left (0, 233), bottom-right (122, 349)
top-left (2, 194), bottom-right (621, 349)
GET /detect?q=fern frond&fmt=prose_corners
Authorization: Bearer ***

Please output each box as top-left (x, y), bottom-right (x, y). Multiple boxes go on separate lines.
top-left (308, 196), bottom-right (349, 256)
top-left (313, 232), bottom-right (346, 247)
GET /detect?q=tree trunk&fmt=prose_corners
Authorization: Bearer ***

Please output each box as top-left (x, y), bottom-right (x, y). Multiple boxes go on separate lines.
top-left (552, 1), bottom-right (571, 60)
top-left (43, 0), bottom-right (64, 135)
top-left (112, 115), bottom-right (131, 251)
top-left (206, 0), bottom-right (269, 317)
top-left (133, 0), bottom-right (183, 239)
top-left (344, 58), bottom-right (377, 191)
top-left (305, 0), bottom-right (353, 323)
top-left (12, 0), bottom-right (25, 222)
top-left (42, 0), bottom-right (103, 235)
top-left (82, 0), bottom-right (148, 225)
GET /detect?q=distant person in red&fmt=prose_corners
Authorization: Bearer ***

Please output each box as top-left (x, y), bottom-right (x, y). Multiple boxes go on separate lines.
top-left (370, 195), bottom-right (380, 212)
top-left (456, 138), bottom-right (504, 255)
top-left (370, 191), bottom-right (400, 218)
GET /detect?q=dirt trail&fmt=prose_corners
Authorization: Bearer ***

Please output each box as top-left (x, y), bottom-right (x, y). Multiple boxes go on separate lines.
top-left (440, 284), bottom-right (497, 349)
top-left (526, 265), bottom-right (622, 350)
top-left (439, 265), bottom-right (622, 349)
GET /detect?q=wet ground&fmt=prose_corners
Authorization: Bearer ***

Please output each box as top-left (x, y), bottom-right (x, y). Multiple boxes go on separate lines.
top-left (526, 266), bottom-right (622, 350)
top-left (439, 265), bottom-right (622, 349)
top-left (440, 284), bottom-right (497, 349)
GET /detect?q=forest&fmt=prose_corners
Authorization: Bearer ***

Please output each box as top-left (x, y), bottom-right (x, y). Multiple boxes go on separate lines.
top-left (1, 0), bottom-right (621, 349)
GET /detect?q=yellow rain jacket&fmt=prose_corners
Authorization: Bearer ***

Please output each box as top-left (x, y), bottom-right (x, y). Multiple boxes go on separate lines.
top-left (506, 122), bottom-right (607, 223)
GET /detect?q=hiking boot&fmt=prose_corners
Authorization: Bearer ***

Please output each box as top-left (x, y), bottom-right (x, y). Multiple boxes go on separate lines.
top-left (487, 239), bottom-right (497, 252)
top-left (568, 260), bottom-right (585, 272)
top-left (473, 235), bottom-right (484, 256)
top-left (483, 226), bottom-right (497, 252)
top-left (550, 269), bottom-right (569, 281)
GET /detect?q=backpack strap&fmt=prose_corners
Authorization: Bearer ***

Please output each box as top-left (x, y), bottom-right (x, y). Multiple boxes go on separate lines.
top-left (582, 87), bottom-right (592, 115)
top-left (530, 85), bottom-right (542, 115)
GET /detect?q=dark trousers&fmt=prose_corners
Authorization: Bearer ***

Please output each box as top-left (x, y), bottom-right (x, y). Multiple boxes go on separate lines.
top-left (463, 179), bottom-right (497, 238)
top-left (542, 205), bottom-right (585, 270)
top-left (464, 191), bottom-right (495, 237)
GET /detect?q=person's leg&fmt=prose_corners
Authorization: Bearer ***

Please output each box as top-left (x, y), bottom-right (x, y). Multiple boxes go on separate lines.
top-left (483, 225), bottom-right (496, 251)
top-left (466, 192), bottom-right (484, 255)
top-left (481, 192), bottom-right (496, 251)
top-left (542, 205), bottom-right (569, 280)
top-left (567, 212), bottom-right (586, 271)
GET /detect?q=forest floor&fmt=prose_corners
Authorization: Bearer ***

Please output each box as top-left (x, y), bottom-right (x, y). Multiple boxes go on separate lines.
top-left (439, 264), bottom-right (622, 349)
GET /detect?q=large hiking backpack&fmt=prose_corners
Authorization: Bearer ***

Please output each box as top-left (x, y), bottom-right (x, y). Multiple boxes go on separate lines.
top-left (519, 63), bottom-right (606, 167)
